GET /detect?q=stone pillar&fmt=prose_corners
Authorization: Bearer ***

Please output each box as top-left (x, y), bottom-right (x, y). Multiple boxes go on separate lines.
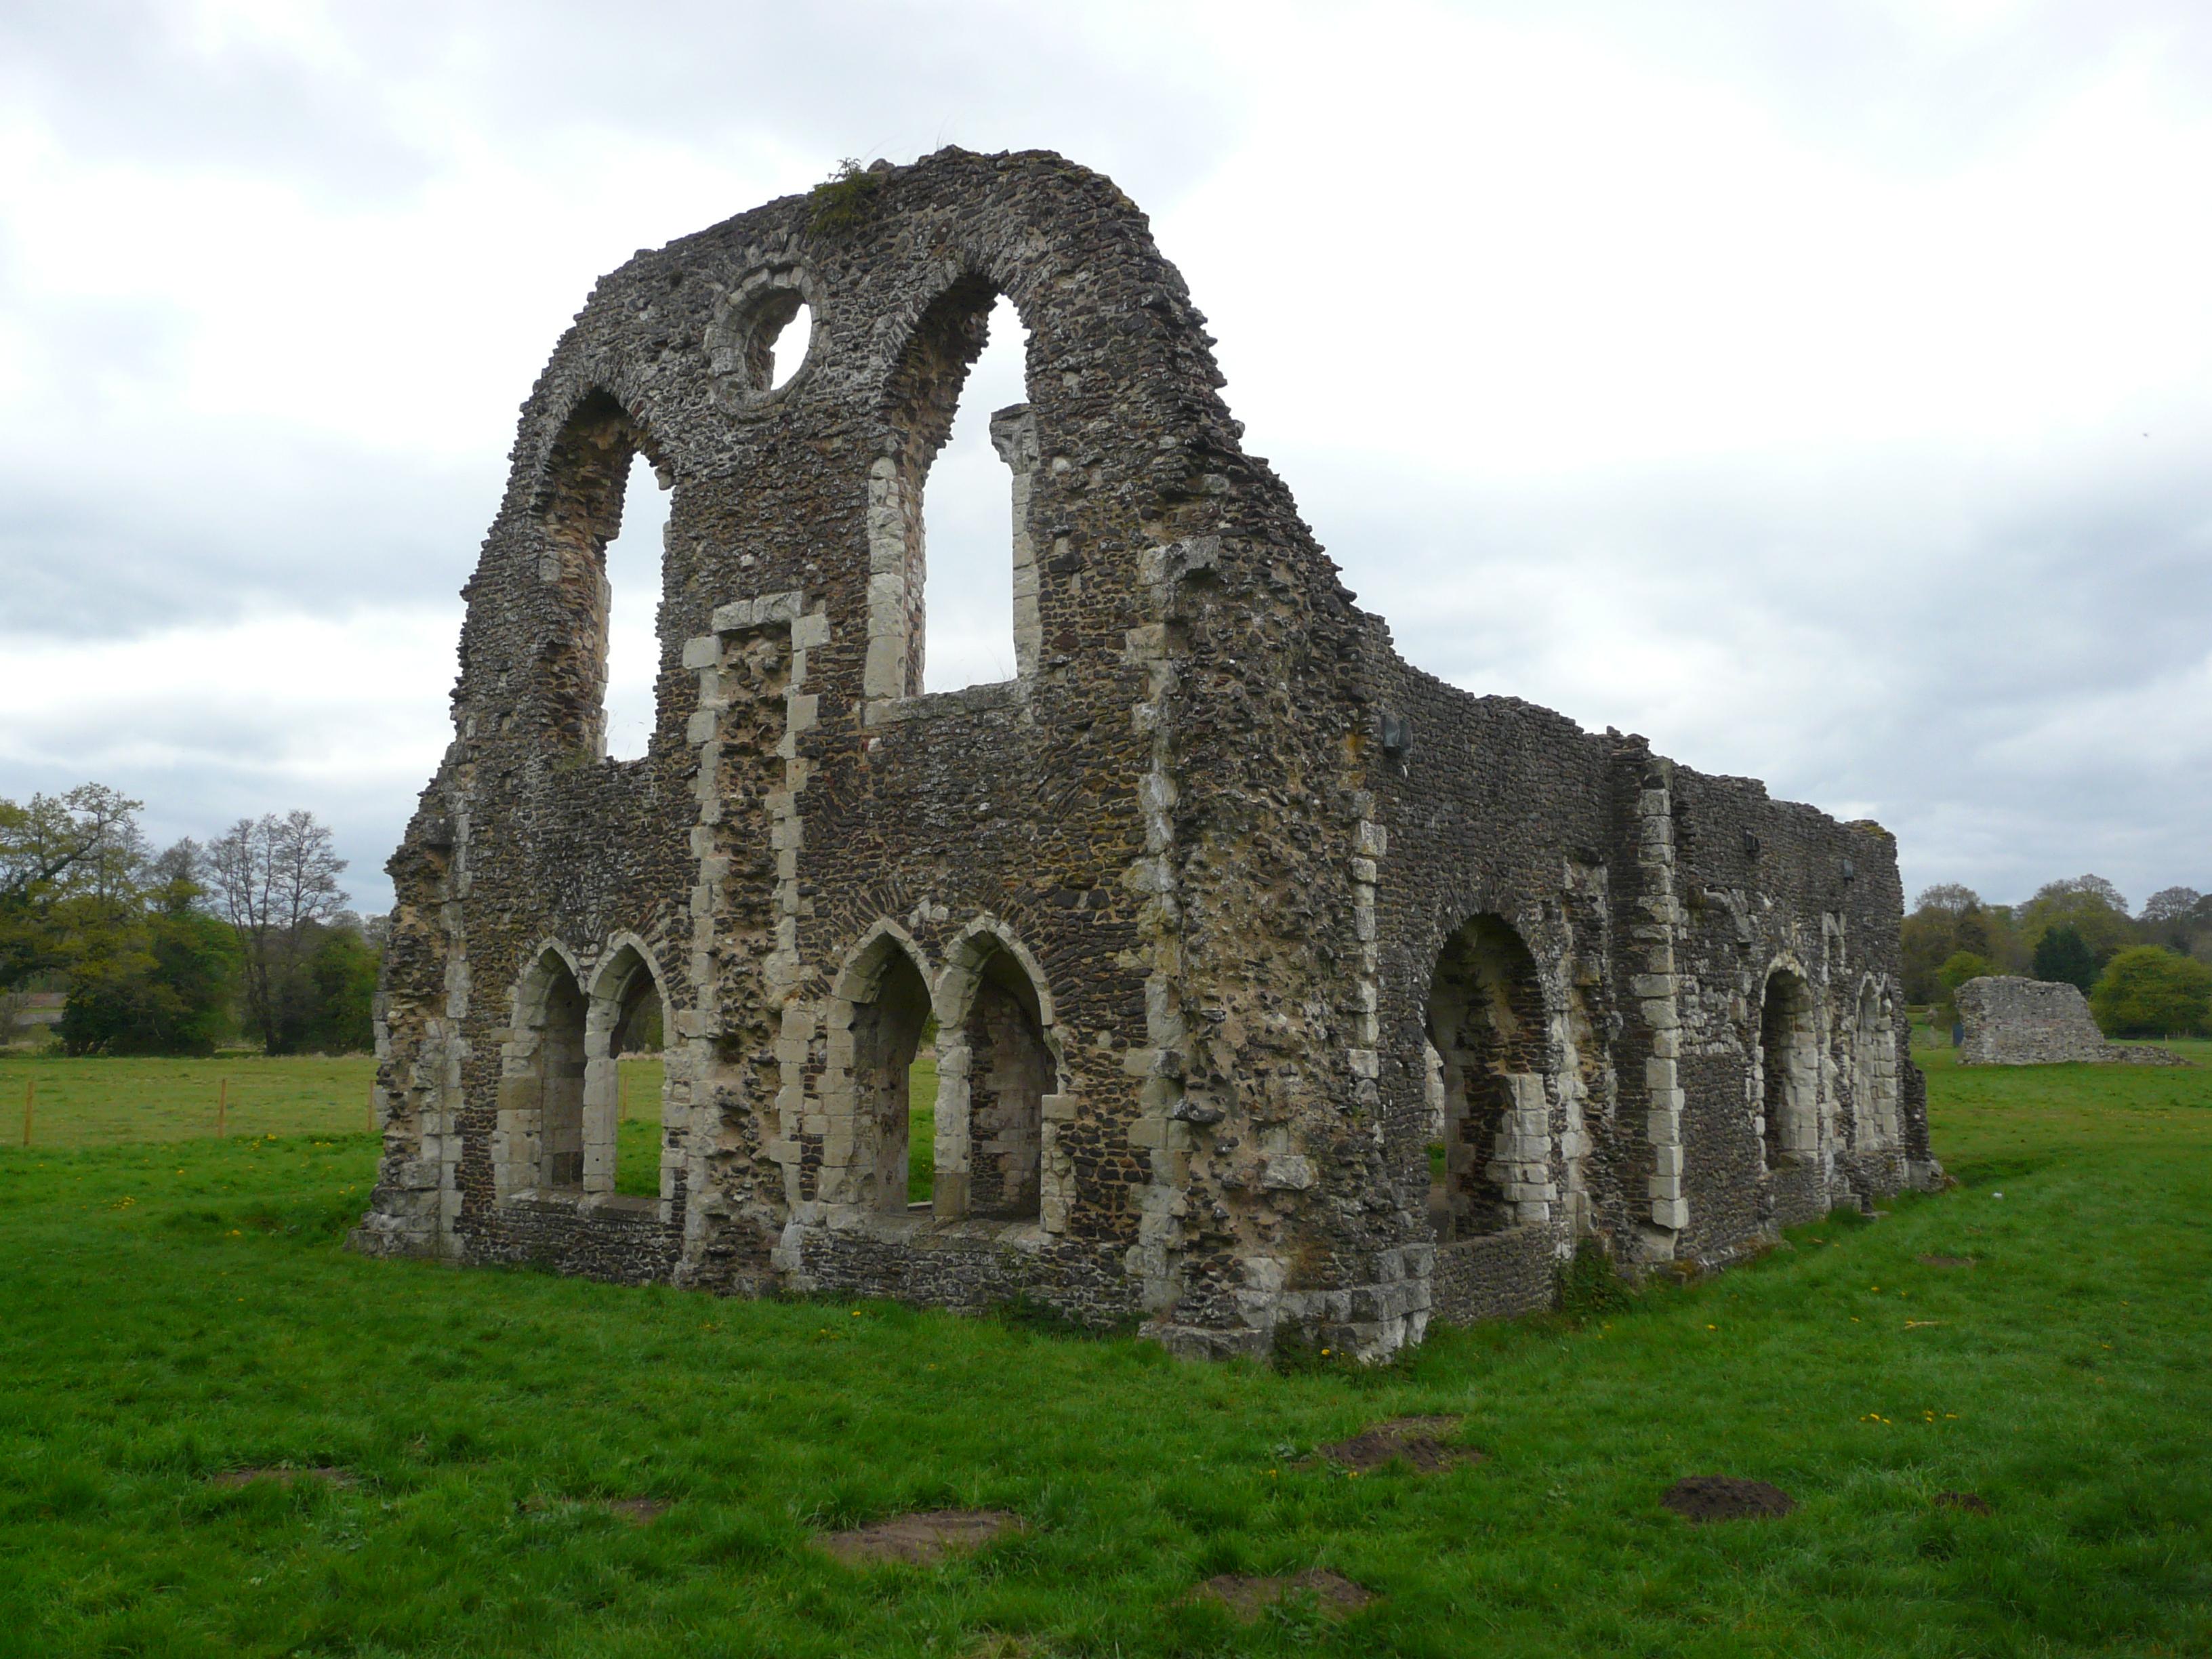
top-left (1617, 746), bottom-right (1689, 1258)
top-left (989, 404), bottom-right (1044, 682)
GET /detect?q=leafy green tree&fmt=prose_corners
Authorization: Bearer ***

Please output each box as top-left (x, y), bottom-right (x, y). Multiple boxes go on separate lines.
top-left (282, 921), bottom-right (378, 1053)
top-left (1937, 951), bottom-right (1993, 1002)
top-left (2032, 924), bottom-right (2097, 994)
top-left (55, 837), bottom-right (241, 1057)
top-left (1, 785), bottom-right (144, 991)
top-left (2089, 947), bottom-right (2212, 1038)
top-left (1903, 886), bottom-right (2026, 1002)
top-left (2021, 875), bottom-right (2139, 970)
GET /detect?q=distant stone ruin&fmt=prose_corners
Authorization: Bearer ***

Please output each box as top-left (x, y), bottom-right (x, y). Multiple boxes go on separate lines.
top-left (1956, 977), bottom-right (2191, 1067)
top-left (350, 148), bottom-right (1941, 1359)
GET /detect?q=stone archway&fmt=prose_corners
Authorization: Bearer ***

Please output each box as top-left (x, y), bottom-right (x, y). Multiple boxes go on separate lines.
top-left (1759, 966), bottom-right (1818, 1167)
top-left (1426, 915), bottom-right (1555, 1240)
top-left (933, 924), bottom-right (1063, 1225)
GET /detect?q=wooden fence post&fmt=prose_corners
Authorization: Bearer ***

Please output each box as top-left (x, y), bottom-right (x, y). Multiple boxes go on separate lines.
top-left (217, 1077), bottom-right (227, 1139)
top-left (20, 1078), bottom-right (30, 1149)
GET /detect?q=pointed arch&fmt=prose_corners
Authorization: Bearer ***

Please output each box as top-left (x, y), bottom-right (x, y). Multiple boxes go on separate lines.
top-left (1851, 974), bottom-right (1900, 1151)
top-left (930, 918), bottom-right (1067, 1226)
top-left (820, 924), bottom-right (937, 1216)
top-left (1423, 913), bottom-right (1559, 1240)
top-left (864, 270), bottom-right (1042, 711)
top-left (527, 387), bottom-right (675, 760)
top-left (495, 943), bottom-right (590, 1197)
top-left (587, 936), bottom-right (673, 1202)
top-left (1759, 960), bottom-right (1818, 1167)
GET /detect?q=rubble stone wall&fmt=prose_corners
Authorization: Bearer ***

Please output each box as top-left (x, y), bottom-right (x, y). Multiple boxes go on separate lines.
top-left (1955, 975), bottom-right (2192, 1067)
top-left (350, 148), bottom-right (1940, 1359)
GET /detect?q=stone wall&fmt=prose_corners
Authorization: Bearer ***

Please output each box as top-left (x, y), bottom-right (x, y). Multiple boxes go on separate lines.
top-left (349, 148), bottom-right (1940, 1359)
top-left (1957, 976), bottom-right (2192, 1067)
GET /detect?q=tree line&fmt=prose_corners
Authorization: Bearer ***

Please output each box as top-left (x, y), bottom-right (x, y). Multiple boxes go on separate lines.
top-left (1904, 874), bottom-right (2212, 1038)
top-left (1, 784), bottom-right (377, 1057)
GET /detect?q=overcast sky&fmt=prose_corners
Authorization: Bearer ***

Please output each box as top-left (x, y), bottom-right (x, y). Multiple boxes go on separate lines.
top-left (2, 0), bottom-right (2207, 918)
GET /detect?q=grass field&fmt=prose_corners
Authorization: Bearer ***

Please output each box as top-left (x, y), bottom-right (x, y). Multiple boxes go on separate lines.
top-left (2, 1046), bottom-right (2207, 1657)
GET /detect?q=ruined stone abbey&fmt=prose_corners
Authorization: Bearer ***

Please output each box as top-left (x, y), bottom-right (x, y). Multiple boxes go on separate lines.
top-left (351, 149), bottom-right (1942, 1359)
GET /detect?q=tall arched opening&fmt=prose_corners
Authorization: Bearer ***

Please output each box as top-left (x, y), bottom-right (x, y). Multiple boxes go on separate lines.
top-left (1852, 981), bottom-right (1899, 1153)
top-left (496, 949), bottom-right (588, 1197)
top-left (825, 936), bottom-right (935, 1216)
top-left (865, 276), bottom-right (1041, 715)
top-left (1760, 967), bottom-right (1817, 1167)
top-left (1427, 915), bottom-right (1554, 1240)
top-left (933, 930), bottom-right (1057, 1223)
top-left (593, 944), bottom-right (670, 1202)
top-left (531, 390), bottom-right (671, 760)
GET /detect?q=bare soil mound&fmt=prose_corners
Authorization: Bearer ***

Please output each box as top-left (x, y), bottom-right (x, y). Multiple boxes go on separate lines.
top-left (1918, 1254), bottom-right (1976, 1268)
top-left (1935, 1491), bottom-right (1992, 1513)
top-left (209, 1466), bottom-right (355, 1490)
top-left (817, 1509), bottom-right (1021, 1566)
top-left (1660, 1475), bottom-right (1797, 1523)
top-left (607, 1498), bottom-right (670, 1524)
top-left (1189, 1570), bottom-right (1374, 1622)
top-left (1311, 1416), bottom-right (1483, 1472)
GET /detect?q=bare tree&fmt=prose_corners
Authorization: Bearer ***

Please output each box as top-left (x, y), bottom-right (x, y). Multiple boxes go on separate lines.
top-left (206, 811), bottom-right (349, 1053)
top-left (1912, 883), bottom-right (1982, 917)
top-left (2142, 886), bottom-right (2204, 924)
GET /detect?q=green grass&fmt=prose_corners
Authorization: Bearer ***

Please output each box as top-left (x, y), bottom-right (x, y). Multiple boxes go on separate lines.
top-left (0, 1054), bottom-right (378, 1147)
top-left (1, 1054), bottom-right (2207, 1656)
top-left (910, 1053), bottom-right (937, 1206)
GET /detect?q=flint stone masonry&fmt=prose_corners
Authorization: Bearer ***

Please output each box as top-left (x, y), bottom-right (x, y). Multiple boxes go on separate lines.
top-left (1956, 977), bottom-right (2194, 1067)
top-left (348, 148), bottom-right (1941, 1361)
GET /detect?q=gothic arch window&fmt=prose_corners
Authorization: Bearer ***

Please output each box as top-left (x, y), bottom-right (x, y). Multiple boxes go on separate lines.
top-left (531, 392), bottom-right (672, 761)
top-left (824, 933), bottom-right (936, 1216)
top-left (1426, 915), bottom-right (1555, 1240)
top-left (933, 928), bottom-right (1059, 1223)
top-left (866, 279), bottom-right (1040, 713)
top-left (594, 943), bottom-right (671, 1201)
top-left (1760, 967), bottom-right (1818, 1166)
top-left (498, 949), bottom-right (589, 1197)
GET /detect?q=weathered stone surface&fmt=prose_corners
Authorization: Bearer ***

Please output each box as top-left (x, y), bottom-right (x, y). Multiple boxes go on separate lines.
top-left (1956, 976), bottom-right (2192, 1067)
top-left (348, 148), bottom-right (1938, 1359)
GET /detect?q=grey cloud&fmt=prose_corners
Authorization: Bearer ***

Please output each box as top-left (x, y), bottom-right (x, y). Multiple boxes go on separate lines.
top-left (0, 429), bottom-right (488, 642)
top-left (1283, 432), bottom-right (2212, 909)
top-left (0, 0), bottom-right (1239, 214)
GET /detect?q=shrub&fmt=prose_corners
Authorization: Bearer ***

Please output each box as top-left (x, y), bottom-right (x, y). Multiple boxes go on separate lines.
top-left (2089, 947), bottom-right (2212, 1038)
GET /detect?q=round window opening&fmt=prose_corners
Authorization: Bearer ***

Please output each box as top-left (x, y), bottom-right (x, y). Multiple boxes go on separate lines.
top-left (710, 274), bottom-right (818, 408)
top-left (765, 300), bottom-right (812, 390)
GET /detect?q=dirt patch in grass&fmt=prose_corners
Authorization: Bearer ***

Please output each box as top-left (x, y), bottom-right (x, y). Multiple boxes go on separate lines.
top-left (209, 1466), bottom-right (356, 1490)
top-left (1919, 1254), bottom-right (1977, 1268)
top-left (1309, 1415), bottom-right (1482, 1472)
top-left (1189, 1569), bottom-right (1374, 1622)
top-left (1936, 1491), bottom-right (1992, 1514)
top-left (608, 1497), bottom-right (669, 1524)
top-left (1660, 1475), bottom-right (1796, 1523)
top-left (817, 1509), bottom-right (1021, 1565)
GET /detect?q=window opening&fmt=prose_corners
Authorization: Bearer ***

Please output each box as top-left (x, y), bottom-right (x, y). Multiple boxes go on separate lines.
top-left (922, 293), bottom-right (1028, 692)
top-left (1761, 970), bottom-right (1814, 1165)
top-left (954, 946), bottom-right (1048, 1219)
top-left (1427, 916), bottom-right (1551, 1240)
top-left (611, 971), bottom-right (665, 1198)
top-left (764, 301), bottom-right (812, 390)
top-left (847, 948), bottom-right (933, 1215)
top-left (536, 962), bottom-right (588, 1190)
top-left (598, 451), bottom-right (672, 761)
top-left (907, 1016), bottom-right (939, 1207)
